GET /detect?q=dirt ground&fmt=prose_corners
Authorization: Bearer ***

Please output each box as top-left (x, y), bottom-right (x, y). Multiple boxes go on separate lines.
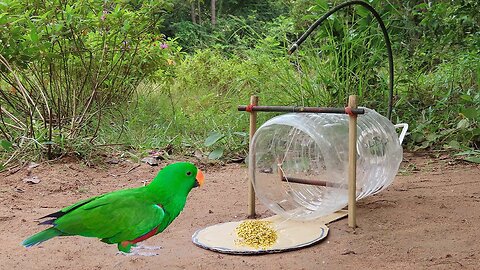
top-left (1, 153), bottom-right (479, 269)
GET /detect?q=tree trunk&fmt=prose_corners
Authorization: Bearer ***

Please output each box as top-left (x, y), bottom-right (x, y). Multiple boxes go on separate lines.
top-left (197, 0), bottom-right (203, 24)
top-left (211, 0), bottom-right (216, 27)
top-left (191, 2), bottom-right (197, 24)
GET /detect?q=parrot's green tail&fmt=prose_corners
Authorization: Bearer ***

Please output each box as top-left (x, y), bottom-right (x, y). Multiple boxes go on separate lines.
top-left (22, 227), bottom-right (64, 247)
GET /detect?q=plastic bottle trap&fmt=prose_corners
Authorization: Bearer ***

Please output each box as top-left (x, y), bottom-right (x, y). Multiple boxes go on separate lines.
top-left (192, 108), bottom-right (408, 254)
top-left (192, 0), bottom-right (405, 255)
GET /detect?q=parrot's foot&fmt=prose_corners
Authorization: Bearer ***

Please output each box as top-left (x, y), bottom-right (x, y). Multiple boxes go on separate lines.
top-left (116, 249), bottom-right (159, 257)
top-left (133, 244), bottom-right (163, 251)
top-left (116, 244), bottom-right (163, 256)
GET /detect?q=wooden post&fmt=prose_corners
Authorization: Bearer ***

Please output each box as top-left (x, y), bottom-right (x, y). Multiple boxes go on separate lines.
top-left (248, 95), bottom-right (259, 218)
top-left (348, 95), bottom-right (358, 228)
top-left (277, 160), bottom-right (284, 182)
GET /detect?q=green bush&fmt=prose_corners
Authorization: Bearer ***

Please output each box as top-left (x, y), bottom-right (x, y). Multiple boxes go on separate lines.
top-left (153, 0), bottom-right (479, 159)
top-left (99, 49), bottom-right (275, 159)
top-left (2, 0), bottom-right (479, 166)
top-left (395, 52), bottom-right (479, 151)
top-left (0, 0), bottom-right (177, 163)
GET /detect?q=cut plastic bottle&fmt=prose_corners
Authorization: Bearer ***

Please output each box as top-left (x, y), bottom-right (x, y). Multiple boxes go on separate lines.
top-left (250, 108), bottom-right (408, 220)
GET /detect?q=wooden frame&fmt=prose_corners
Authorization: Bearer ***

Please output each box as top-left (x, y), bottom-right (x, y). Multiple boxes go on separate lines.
top-left (240, 95), bottom-right (359, 228)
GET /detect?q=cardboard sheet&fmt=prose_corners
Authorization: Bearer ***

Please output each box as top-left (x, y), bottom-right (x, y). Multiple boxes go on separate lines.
top-left (192, 210), bottom-right (347, 255)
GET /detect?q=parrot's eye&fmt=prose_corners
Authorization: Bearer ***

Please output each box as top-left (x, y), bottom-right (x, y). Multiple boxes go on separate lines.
top-left (186, 171), bottom-right (192, 176)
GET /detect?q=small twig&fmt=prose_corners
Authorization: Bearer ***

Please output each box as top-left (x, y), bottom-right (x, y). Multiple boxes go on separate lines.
top-left (0, 54), bottom-right (44, 123)
top-left (0, 105), bottom-right (12, 140)
top-left (363, 199), bottom-right (397, 205)
top-left (0, 106), bottom-right (26, 128)
top-left (48, 107), bottom-right (53, 159)
top-left (430, 261), bottom-right (463, 267)
top-left (20, 136), bottom-right (46, 149)
top-left (106, 164), bottom-right (141, 178)
top-left (125, 164), bottom-right (141, 175)
top-left (0, 164), bottom-right (17, 174)
top-left (2, 149), bottom-right (20, 169)
top-left (89, 102), bottom-right (102, 144)
top-left (3, 161), bottom-right (27, 175)
top-left (1, 121), bottom-right (23, 131)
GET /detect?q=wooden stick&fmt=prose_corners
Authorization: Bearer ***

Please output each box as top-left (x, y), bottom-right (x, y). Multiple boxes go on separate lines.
top-left (238, 105), bottom-right (364, 115)
top-left (247, 95), bottom-right (259, 218)
top-left (276, 162), bottom-right (359, 190)
top-left (278, 174), bottom-right (362, 191)
top-left (277, 160), bottom-right (284, 180)
top-left (280, 176), bottom-right (344, 188)
top-left (348, 95), bottom-right (358, 228)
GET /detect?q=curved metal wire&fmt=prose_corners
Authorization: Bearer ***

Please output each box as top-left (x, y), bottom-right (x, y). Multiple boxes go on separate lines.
top-left (288, 0), bottom-right (394, 120)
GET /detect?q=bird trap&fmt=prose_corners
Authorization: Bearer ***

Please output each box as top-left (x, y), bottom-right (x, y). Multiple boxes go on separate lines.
top-left (192, 1), bottom-right (405, 255)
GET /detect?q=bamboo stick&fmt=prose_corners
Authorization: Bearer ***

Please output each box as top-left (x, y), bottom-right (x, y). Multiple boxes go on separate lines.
top-left (348, 95), bottom-right (358, 228)
top-left (280, 176), bottom-right (343, 188)
top-left (247, 95), bottom-right (259, 218)
top-left (238, 105), bottom-right (364, 115)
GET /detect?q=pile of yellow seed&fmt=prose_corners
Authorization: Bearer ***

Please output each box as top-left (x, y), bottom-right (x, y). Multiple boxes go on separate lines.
top-left (235, 220), bottom-right (278, 249)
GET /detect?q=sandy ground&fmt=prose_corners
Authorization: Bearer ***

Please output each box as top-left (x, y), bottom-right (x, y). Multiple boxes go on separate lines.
top-left (1, 153), bottom-right (479, 269)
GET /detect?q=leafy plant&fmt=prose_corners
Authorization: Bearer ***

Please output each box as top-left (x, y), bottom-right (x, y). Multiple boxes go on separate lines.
top-left (0, 0), bottom-right (177, 163)
top-left (204, 131), bottom-right (225, 159)
top-left (151, 0), bottom-right (479, 160)
top-left (0, 140), bottom-right (12, 152)
top-left (203, 130), bottom-right (248, 160)
top-left (2, 0), bottom-right (478, 164)
top-left (455, 150), bottom-right (480, 164)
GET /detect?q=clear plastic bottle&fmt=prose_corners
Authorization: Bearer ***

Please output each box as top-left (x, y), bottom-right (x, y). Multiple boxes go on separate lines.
top-left (250, 108), bottom-right (407, 220)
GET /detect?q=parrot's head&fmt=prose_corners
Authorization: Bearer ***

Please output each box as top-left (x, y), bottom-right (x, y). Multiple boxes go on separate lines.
top-left (150, 162), bottom-right (204, 195)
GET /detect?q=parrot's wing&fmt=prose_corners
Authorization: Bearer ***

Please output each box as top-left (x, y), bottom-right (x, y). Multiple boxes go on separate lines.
top-left (39, 195), bottom-right (105, 224)
top-left (52, 188), bottom-right (165, 243)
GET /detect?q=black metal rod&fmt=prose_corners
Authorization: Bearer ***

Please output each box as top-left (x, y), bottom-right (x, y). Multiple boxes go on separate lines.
top-left (238, 105), bottom-right (365, 115)
top-left (288, 0), bottom-right (394, 120)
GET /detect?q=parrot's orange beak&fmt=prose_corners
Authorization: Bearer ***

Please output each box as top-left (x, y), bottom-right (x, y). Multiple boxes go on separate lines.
top-left (195, 169), bottom-right (205, 187)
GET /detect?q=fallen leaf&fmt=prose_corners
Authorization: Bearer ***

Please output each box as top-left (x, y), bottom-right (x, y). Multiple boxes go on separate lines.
top-left (141, 157), bottom-right (158, 166)
top-left (105, 158), bottom-right (120, 164)
top-left (23, 176), bottom-right (41, 184)
top-left (464, 156), bottom-right (480, 164)
top-left (28, 162), bottom-right (40, 170)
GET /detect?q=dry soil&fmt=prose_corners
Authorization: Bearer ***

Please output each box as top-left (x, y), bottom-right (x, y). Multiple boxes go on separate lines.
top-left (1, 153), bottom-right (479, 269)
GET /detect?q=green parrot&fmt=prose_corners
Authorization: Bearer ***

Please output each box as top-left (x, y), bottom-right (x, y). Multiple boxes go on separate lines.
top-left (22, 162), bottom-right (204, 254)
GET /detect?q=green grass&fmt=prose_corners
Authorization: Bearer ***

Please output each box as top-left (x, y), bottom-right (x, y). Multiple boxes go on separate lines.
top-left (94, 42), bottom-right (478, 162)
top-left (2, 0), bottom-right (479, 166)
